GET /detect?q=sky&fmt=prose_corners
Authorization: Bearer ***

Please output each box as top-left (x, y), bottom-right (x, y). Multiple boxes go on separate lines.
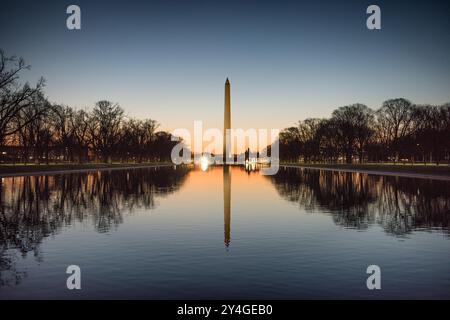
top-left (1, 0), bottom-right (449, 135)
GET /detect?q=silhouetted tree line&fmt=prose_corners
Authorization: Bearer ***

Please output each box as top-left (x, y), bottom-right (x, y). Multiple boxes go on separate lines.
top-left (0, 50), bottom-right (179, 164)
top-left (276, 100), bottom-right (450, 164)
top-left (269, 167), bottom-right (450, 236)
top-left (0, 166), bottom-right (189, 285)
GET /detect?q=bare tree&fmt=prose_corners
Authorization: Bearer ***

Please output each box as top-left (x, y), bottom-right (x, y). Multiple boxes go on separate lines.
top-left (0, 50), bottom-right (46, 146)
top-left (53, 105), bottom-right (76, 162)
top-left (89, 101), bottom-right (124, 163)
top-left (316, 118), bottom-right (340, 162)
top-left (331, 104), bottom-right (374, 164)
top-left (72, 109), bottom-right (91, 163)
top-left (15, 92), bottom-right (52, 164)
top-left (376, 98), bottom-right (415, 162)
top-left (298, 118), bottom-right (322, 162)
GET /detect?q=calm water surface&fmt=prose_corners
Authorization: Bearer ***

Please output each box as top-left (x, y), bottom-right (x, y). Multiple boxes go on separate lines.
top-left (0, 166), bottom-right (449, 299)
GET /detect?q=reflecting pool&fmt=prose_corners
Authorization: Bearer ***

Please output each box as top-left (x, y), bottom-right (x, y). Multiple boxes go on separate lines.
top-left (0, 166), bottom-right (449, 299)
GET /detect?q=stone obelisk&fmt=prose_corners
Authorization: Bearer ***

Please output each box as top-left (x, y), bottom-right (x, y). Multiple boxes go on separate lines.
top-left (223, 78), bottom-right (231, 163)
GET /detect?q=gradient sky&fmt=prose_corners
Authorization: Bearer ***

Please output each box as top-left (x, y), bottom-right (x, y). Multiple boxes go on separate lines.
top-left (1, 0), bottom-right (449, 134)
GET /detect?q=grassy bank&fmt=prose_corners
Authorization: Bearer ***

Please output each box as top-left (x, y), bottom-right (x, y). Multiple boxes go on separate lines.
top-left (0, 162), bottom-right (175, 177)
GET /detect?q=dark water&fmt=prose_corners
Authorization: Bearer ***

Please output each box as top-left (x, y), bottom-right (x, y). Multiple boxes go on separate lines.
top-left (0, 165), bottom-right (449, 299)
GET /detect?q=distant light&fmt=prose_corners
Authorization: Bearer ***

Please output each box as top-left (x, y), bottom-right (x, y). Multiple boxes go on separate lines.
top-left (200, 156), bottom-right (209, 171)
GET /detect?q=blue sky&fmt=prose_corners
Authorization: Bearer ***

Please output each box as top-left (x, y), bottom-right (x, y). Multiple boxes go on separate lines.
top-left (1, 0), bottom-right (449, 132)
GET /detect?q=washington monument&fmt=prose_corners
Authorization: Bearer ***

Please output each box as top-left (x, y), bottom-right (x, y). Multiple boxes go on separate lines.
top-left (223, 78), bottom-right (231, 163)
top-left (223, 78), bottom-right (231, 246)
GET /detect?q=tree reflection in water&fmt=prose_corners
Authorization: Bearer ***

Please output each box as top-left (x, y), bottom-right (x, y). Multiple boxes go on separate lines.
top-left (0, 166), bottom-right (189, 286)
top-left (269, 167), bottom-right (450, 237)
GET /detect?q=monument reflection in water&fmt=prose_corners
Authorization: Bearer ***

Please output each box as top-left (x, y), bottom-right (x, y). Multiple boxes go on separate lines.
top-left (0, 165), bottom-right (449, 299)
top-left (223, 166), bottom-right (231, 247)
